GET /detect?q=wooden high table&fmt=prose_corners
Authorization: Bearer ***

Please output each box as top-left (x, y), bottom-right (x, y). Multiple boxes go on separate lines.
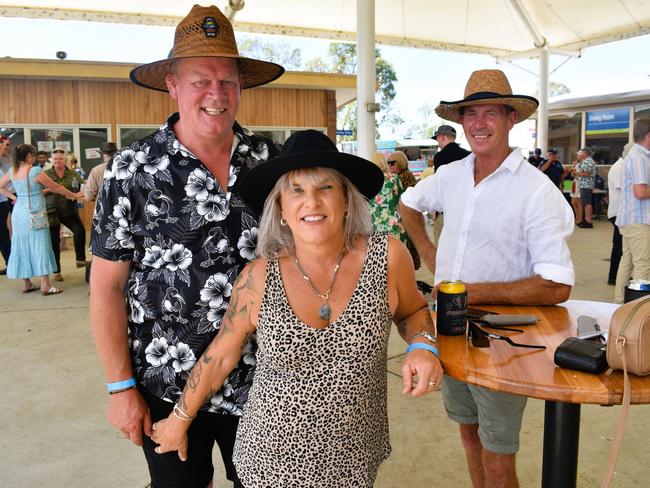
top-left (436, 300), bottom-right (650, 488)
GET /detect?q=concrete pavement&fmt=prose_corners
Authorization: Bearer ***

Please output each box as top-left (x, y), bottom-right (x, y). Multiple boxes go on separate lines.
top-left (1, 220), bottom-right (648, 487)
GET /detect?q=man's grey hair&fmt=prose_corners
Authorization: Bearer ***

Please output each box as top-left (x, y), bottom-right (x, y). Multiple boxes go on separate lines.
top-left (256, 167), bottom-right (372, 259)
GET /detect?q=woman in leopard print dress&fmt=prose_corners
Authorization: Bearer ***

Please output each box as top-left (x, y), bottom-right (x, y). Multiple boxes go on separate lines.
top-left (151, 131), bottom-right (442, 487)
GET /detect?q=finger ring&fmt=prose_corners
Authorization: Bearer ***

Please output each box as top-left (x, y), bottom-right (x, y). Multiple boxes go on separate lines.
top-left (152, 423), bottom-right (157, 431)
top-left (429, 381), bottom-right (436, 387)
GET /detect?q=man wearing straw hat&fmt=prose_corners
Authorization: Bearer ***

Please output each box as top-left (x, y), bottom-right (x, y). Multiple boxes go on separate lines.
top-left (89, 5), bottom-right (283, 487)
top-left (400, 69), bottom-right (575, 486)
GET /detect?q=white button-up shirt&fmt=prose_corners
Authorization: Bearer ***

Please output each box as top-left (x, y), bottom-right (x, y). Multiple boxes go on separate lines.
top-left (607, 157), bottom-right (624, 219)
top-left (401, 149), bottom-right (575, 286)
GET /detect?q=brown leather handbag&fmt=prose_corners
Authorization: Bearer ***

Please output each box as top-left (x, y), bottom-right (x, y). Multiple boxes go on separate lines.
top-left (602, 296), bottom-right (650, 487)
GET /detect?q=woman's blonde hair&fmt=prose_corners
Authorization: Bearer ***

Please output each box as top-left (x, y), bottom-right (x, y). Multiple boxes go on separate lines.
top-left (256, 167), bottom-right (371, 259)
top-left (67, 153), bottom-right (79, 167)
top-left (371, 151), bottom-right (388, 172)
top-left (389, 151), bottom-right (409, 172)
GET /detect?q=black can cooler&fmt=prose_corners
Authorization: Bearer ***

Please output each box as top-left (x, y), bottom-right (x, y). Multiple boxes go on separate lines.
top-left (436, 280), bottom-right (467, 336)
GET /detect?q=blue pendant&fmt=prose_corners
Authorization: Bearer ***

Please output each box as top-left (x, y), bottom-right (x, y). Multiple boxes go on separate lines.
top-left (319, 303), bottom-right (331, 321)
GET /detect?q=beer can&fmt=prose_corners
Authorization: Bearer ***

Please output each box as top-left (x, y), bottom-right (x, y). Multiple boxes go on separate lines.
top-left (436, 280), bottom-right (467, 336)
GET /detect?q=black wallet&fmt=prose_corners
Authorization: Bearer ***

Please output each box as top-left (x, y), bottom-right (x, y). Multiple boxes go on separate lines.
top-left (554, 337), bottom-right (608, 374)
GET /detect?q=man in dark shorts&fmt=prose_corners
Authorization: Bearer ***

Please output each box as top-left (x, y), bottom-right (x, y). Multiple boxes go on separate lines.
top-left (89, 5), bottom-right (284, 487)
top-left (400, 69), bottom-right (574, 487)
top-left (574, 146), bottom-right (596, 228)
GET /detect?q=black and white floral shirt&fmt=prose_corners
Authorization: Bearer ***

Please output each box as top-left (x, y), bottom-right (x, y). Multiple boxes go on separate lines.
top-left (90, 113), bottom-right (281, 415)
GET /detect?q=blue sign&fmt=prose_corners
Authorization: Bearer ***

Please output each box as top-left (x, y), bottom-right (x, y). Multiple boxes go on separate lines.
top-left (376, 140), bottom-right (397, 150)
top-left (585, 108), bottom-right (630, 134)
top-left (336, 129), bottom-right (353, 136)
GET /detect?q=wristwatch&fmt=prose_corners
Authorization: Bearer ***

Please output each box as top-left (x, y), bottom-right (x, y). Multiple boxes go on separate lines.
top-left (410, 331), bottom-right (438, 345)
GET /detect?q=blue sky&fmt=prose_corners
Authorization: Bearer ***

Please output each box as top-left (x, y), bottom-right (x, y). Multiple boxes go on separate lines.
top-left (1, 16), bottom-right (648, 142)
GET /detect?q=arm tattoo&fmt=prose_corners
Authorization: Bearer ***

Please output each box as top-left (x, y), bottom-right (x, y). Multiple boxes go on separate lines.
top-left (186, 358), bottom-right (204, 393)
top-left (222, 265), bottom-right (258, 334)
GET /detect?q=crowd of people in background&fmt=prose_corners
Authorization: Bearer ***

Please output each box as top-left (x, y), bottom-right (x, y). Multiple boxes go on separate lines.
top-left (0, 140), bottom-right (115, 292)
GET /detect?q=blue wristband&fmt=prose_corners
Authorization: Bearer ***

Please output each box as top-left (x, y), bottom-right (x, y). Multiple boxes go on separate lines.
top-left (106, 377), bottom-right (136, 393)
top-left (406, 342), bottom-right (439, 358)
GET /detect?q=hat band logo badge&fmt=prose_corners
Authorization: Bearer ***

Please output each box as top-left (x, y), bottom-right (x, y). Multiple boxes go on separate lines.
top-left (202, 17), bottom-right (219, 37)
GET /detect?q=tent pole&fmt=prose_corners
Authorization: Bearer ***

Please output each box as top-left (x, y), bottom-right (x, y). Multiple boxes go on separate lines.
top-left (356, 0), bottom-right (376, 159)
top-left (538, 46), bottom-right (549, 153)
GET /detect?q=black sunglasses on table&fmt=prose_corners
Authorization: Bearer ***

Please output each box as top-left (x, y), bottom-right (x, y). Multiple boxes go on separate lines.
top-left (467, 320), bottom-right (546, 349)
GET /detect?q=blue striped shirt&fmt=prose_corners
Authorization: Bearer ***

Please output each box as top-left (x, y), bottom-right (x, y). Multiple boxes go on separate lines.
top-left (616, 143), bottom-right (650, 226)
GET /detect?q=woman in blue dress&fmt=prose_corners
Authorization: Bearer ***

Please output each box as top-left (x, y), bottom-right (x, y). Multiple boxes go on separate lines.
top-left (0, 144), bottom-right (82, 295)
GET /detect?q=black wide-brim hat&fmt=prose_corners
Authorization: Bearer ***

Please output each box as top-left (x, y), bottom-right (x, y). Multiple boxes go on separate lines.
top-left (239, 130), bottom-right (384, 213)
top-left (435, 69), bottom-right (538, 124)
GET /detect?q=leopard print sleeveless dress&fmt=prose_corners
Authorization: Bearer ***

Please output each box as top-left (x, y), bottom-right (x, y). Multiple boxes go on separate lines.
top-left (233, 233), bottom-right (393, 487)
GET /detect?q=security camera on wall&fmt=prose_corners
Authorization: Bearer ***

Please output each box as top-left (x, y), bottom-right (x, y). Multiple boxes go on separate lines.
top-left (56, 51), bottom-right (67, 60)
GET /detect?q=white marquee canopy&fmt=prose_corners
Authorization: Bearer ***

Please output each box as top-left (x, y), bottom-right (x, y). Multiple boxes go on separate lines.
top-left (2, 0), bottom-right (649, 56)
top-left (3, 0), bottom-right (649, 155)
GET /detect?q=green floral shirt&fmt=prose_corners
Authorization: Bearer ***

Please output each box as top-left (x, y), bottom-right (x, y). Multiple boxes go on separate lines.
top-left (369, 173), bottom-right (407, 242)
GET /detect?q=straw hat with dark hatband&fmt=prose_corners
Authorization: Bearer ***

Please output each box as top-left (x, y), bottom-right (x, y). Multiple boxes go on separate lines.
top-left (435, 69), bottom-right (538, 124)
top-left (130, 4), bottom-right (285, 92)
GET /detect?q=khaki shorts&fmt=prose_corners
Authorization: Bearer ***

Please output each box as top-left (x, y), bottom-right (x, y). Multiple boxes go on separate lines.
top-left (442, 375), bottom-right (527, 454)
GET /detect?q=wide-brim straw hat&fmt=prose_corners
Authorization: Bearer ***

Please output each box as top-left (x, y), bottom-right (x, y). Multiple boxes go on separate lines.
top-left (435, 69), bottom-right (538, 124)
top-left (130, 4), bottom-right (285, 92)
top-left (239, 130), bottom-right (384, 213)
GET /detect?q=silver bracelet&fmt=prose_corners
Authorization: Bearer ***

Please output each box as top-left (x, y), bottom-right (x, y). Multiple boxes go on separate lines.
top-left (173, 404), bottom-right (196, 421)
top-left (410, 331), bottom-right (438, 345)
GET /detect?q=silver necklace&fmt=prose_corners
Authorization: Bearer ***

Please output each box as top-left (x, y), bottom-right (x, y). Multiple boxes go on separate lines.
top-left (294, 247), bottom-right (345, 322)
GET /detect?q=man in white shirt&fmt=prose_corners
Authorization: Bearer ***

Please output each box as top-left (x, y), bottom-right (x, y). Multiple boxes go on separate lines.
top-left (400, 69), bottom-right (574, 487)
top-left (607, 142), bottom-right (634, 299)
top-left (615, 118), bottom-right (650, 299)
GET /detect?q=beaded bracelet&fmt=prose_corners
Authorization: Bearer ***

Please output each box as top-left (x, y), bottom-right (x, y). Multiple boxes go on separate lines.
top-left (406, 342), bottom-right (440, 358)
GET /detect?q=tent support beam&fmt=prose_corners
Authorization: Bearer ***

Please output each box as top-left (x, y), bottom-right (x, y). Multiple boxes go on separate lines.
top-left (496, 47), bottom-right (580, 64)
top-left (507, 0), bottom-right (551, 151)
top-left (538, 46), bottom-right (549, 153)
top-left (356, 0), bottom-right (376, 159)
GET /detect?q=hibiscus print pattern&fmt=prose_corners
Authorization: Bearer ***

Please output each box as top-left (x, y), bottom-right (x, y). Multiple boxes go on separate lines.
top-left (90, 113), bottom-right (281, 413)
top-left (143, 322), bottom-right (196, 385)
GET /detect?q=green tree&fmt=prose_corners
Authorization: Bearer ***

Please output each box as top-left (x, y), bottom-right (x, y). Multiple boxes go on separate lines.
top-left (326, 43), bottom-right (398, 141)
top-left (534, 81), bottom-right (571, 98)
top-left (237, 36), bottom-right (302, 70)
top-left (303, 57), bottom-right (330, 73)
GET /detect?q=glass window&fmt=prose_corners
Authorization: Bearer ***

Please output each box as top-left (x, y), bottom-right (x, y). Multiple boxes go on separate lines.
top-left (548, 113), bottom-right (581, 164)
top-left (0, 128), bottom-right (24, 174)
top-left (119, 126), bottom-right (158, 147)
top-left (29, 128), bottom-right (74, 156)
top-left (584, 134), bottom-right (628, 164)
top-left (255, 130), bottom-right (287, 144)
top-left (79, 127), bottom-right (109, 174)
top-left (0, 127), bottom-right (25, 147)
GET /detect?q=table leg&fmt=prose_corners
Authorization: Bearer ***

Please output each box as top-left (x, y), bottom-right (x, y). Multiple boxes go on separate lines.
top-left (542, 401), bottom-right (581, 488)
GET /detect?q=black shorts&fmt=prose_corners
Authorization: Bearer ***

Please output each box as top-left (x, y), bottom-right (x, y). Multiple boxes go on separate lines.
top-left (141, 388), bottom-right (244, 488)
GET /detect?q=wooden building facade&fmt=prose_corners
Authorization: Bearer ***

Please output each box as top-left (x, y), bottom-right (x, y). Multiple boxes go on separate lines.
top-left (0, 58), bottom-right (355, 227)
